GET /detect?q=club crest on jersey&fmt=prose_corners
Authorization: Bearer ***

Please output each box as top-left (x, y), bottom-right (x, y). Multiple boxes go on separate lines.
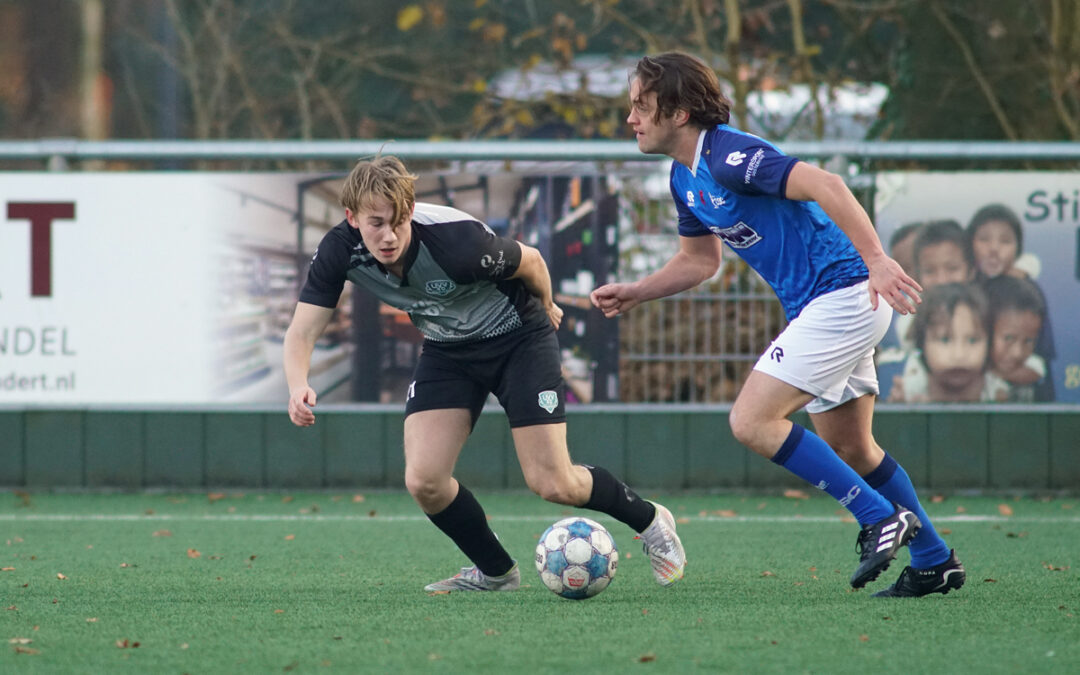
top-left (425, 279), bottom-right (457, 296)
top-left (707, 220), bottom-right (762, 249)
top-left (685, 190), bottom-right (695, 207)
top-left (538, 390), bottom-right (558, 413)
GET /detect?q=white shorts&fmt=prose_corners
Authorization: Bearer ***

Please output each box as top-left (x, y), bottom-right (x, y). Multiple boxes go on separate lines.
top-left (753, 281), bottom-right (892, 414)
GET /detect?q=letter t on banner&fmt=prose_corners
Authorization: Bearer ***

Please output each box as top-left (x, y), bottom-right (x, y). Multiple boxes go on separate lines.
top-left (7, 202), bottom-right (76, 297)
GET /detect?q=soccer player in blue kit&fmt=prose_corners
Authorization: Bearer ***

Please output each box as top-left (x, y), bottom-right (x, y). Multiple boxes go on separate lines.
top-left (285, 155), bottom-right (685, 592)
top-left (590, 53), bottom-right (965, 596)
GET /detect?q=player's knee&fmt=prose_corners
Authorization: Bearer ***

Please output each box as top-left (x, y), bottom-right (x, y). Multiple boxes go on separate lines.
top-left (728, 405), bottom-right (757, 447)
top-left (526, 474), bottom-right (576, 505)
top-left (404, 469), bottom-right (445, 507)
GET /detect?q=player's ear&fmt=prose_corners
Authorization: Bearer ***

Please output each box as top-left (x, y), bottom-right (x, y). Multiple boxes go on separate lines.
top-left (345, 208), bottom-right (356, 228)
top-left (674, 108), bottom-right (691, 127)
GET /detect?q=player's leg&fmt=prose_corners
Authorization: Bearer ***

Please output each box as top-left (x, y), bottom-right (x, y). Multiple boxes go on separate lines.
top-left (404, 346), bottom-right (518, 592)
top-left (499, 326), bottom-right (685, 585)
top-left (811, 395), bottom-right (964, 596)
top-left (731, 282), bottom-right (918, 587)
top-left (730, 370), bottom-right (895, 527)
top-left (511, 422), bottom-right (685, 586)
top-left (405, 408), bottom-right (518, 591)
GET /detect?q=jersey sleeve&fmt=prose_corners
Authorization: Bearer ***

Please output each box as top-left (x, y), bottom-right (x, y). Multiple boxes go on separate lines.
top-left (424, 220), bottom-right (523, 283)
top-left (298, 230), bottom-right (350, 308)
top-left (705, 133), bottom-right (799, 199)
top-left (670, 163), bottom-right (712, 238)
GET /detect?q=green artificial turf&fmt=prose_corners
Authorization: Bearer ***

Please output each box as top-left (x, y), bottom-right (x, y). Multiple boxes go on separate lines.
top-left (2, 491), bottom-right (1077, 673)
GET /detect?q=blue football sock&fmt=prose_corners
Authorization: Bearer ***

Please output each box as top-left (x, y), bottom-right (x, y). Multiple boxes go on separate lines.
top-left (863, 453), bottom-right (951, 569)
top-left (771, 424), bottom-right (894, 526)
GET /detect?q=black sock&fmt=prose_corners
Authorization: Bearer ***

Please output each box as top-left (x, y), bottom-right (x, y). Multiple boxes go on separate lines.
top-left (582, 465), bottom-right (656, 533)
top-left (427, 484), bottom-right (514, 577)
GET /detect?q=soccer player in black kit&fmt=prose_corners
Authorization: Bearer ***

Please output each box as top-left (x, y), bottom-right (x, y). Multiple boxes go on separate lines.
top-left (284, 155), bottom-right (685, 591)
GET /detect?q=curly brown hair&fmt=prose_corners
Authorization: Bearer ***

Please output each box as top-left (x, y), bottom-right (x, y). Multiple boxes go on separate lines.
top-left (632, 52), bottom-right (731, 127)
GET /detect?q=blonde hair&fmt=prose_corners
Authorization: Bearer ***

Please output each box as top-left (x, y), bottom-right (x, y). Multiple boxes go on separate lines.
top-left (339, 155), bottom-right (417, 225)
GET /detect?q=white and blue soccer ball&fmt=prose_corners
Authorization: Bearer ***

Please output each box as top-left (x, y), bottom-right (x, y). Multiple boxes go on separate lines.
top-left (534, 516), bottom-right (618, 599)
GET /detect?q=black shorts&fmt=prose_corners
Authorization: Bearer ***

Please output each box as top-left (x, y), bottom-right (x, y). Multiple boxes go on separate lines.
top-left (404, 324), bottom-right (566, 428)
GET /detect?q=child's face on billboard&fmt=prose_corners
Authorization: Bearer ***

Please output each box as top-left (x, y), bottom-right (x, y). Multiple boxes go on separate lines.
top-left (924, 302), bottom-right (987, 390)
top-left (971, 220), bottom-right (1019, 279)
top-left (990, 309), bottom-right (1041, 376)
top-left (916, 242), bottom-right (972, 289)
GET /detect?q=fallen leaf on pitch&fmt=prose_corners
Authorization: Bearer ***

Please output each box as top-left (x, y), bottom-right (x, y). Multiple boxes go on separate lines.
top-left (931, 494), bottom-right (945, 503)
top-left (282, 495), bottom-right (294, 503)
top-left (56, 573), bottom-right (67, 580)
top-left (1, 567), bottom-right (14, 572)
top-left (1006, 531), bottom-right (1027, 538)
top-left (427, 590), bottom-right (450, 595)
top-left (86, 618), bottom-right (97, 622)
top-left (352, 494), bottom-right (365, 503)
top-left (1043, 562), bottom-right (1069, 571)
top-left (859, 635), bottom-right (870, 642)
top-left (639, 653), bottom-right (656, 662)
top-left (274, 609), bottom-right (285, 614)
top-left (783, 489), bottom-right (809, 500)
top-left (483, 629), bottom-right (499, 636)
top-left (8, 638), bottom-right (32, 645)
top-left (115, 639), bottom-right (140, 648)
top-left (13, 646), bottom-right (39, 655)
top-left (676, 516), bottom-right (691, 524)
top-left (998, 503), bottom-right (1014, 516)
top-left (368, 510), bottom-right (377, 517)
top-left (284, 534), bottom-right (295, 541)
top-left (713, 509), bottom-right (738, 518)
top-left (955, 506), bottom-right (966, 513)
top-left (984, 578), bottom-right (997, 582)
top-left (207, 493), bottom-right (226, 503)
top-left (761, 570), bottom-right (775, 577)
top-left (940, 528), bottom-right (952, 535)
top-left (187, 549), bottom-right (201, 559)
top-left (152, 530), bottom-right (172, 537)
top-left (5, 606), bottom-right (16, 611)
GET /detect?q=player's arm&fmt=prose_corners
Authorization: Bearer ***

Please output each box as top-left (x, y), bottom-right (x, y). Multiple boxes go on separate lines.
top-left (510, 243), bottom-right (562, 329)
top-left (785, 161), bottom-right (921, 315)
top-left (590, 234), bottom-right (722, 318)
top-left (283, 302), bottom-right (335, 426)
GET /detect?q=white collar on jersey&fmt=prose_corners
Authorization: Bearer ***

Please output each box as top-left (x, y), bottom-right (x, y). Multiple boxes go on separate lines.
top-left (689, 128), bottom-right (707, 176)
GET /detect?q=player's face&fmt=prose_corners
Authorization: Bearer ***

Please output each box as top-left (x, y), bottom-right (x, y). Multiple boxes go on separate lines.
top-left (990, 309), bottom-right (1040, 376)
top-left (923, 303), bottom-right (987, 390)
top-left (346, 197), bottom-right (413, 269)
top-left (627, 78), bottom-right (679, 155)
top-left (970, 220), bottom-right (1018, 278)
top-left (916, 242), bottom-right (972, 289)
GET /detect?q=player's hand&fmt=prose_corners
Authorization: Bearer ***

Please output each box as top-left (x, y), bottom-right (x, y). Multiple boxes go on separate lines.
top-left (867, 255), bottom-right (921, 315)
top-left (288, 386), bottom-right (318, 427)
top-left (546, 302), bottom-right (564, 330)
top-left (590, 283), bottom-right (640, 318)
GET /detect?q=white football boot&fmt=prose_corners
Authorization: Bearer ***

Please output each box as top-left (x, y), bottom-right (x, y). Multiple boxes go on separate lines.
top-left (639, 502), bottom-right (686, 586)
top-left (424, 562), bottom-right (520, 592)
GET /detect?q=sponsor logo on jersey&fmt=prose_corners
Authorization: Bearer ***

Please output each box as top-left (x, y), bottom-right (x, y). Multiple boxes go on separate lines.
top-left (685, 190), bottom-right (695, 207)
top-left (707, 220), bottom-right (762, 249)
top-left (743, 149), bottom-right (765, 184)
top-left (480, 249), bottom-right (507, 277)
top-left (708, 192), bottom-right (726, 208)
top-left (538, 390), bottom-right (559, 413)
top-left (725, 150), bottom-right (747, 166)
top-left (425, 279), bottom-right (457, 296)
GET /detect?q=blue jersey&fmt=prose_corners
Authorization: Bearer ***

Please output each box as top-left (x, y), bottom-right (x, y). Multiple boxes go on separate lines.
top-left (671, 125), bottom-right (868, 320)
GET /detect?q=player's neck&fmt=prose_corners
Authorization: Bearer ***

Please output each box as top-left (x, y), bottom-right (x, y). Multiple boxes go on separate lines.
top-left (669, 126), bottom-right (703, 168)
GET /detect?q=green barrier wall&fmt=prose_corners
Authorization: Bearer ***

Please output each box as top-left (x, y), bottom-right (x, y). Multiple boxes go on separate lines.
top-left (1, 405), bottom-right (1078, 491)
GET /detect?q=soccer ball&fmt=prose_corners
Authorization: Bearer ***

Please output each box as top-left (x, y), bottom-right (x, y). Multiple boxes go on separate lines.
top-left (534, 516), bottom-right (618, 599)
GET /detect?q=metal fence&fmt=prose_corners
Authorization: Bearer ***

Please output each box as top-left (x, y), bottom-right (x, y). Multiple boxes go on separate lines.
top-left (4, 139), bottom-right (1079, 403)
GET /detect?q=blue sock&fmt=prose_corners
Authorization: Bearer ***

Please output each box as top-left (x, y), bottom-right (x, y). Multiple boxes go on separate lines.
top-left (771, 424), bottom-right (894, 526)
top-left (863, 453), bottom-right (951, 569)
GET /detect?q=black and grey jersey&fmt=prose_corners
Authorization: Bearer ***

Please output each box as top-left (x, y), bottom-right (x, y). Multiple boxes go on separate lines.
top-left (298, 203), bottom-right (548, 343)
